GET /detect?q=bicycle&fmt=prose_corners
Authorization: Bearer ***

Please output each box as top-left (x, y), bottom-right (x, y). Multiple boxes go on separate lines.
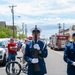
top-left (5, 57), bottom-right (28, 75)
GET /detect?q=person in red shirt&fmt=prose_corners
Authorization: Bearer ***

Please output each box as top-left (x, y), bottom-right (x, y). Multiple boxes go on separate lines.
top-left (7, 37), bottom-right (17, 71)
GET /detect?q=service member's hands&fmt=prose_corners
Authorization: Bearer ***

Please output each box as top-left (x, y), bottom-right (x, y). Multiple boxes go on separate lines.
top-left (31, 58), bottom-right (39, 64)
top-left (72, 62), bottom-right (75, 66)
top-left (33, 44), bottom-right (40, 50)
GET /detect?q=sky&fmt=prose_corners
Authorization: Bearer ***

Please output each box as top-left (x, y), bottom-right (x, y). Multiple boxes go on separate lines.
top-left (0, 0), bottom-right (75, 38)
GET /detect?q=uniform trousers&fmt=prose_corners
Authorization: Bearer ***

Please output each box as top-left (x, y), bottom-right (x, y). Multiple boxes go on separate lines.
top-left (28, 71), bottom-right (44, 75)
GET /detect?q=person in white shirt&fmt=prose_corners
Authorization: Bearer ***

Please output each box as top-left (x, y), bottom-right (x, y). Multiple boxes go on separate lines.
top-left (21, 39), bottom-right (29, 64)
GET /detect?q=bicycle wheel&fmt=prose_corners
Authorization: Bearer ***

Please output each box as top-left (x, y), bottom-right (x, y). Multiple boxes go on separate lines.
top-left (22, 64), bottom-right (28, 74)
top-left (5, 61), bottom-right (21, 75)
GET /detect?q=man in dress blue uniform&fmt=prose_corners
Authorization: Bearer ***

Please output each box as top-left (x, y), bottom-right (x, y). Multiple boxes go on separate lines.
top-left (63, 33), bottom-right (75, 75)
top-left (24, 26), bottom-right (48, 75)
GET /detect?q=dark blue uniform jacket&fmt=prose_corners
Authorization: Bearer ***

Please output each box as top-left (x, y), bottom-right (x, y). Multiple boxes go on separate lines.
top-left (24, 40), bottom-right (48, 75)
top-left (64, 42), bottom-right (75, 75)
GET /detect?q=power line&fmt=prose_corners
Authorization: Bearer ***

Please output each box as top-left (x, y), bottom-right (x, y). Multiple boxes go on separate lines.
top-left (0, 13), bottom-right (10, 21)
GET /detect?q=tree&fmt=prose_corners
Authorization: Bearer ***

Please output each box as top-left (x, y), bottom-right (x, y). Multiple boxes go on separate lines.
top-left (16, 26), bottom-right (22, 37)
top-left (0, 32), bottom-right (7, 38)
top-left (0, 26), bottom-right (17, 38)
top-left (16, 26), bottom-right (28, 39)
top-left (17, 33), bottom-right (27, 39)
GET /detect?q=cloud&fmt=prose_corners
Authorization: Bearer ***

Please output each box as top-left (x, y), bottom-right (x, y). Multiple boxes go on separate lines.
top-left (0, 0), bottom-right (75, 17)
top-left (0, 0), bottom-right (69, 16)
top-left (0, 5), bottom-right (11, 15)
top-left (0, 0), bottom-right (75, 37)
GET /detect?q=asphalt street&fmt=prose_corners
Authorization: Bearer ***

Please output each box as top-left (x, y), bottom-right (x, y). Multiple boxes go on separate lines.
top-left (0, 47), bottom-right (67, 75)
top-left (46, 48), bottom-right (67, 75)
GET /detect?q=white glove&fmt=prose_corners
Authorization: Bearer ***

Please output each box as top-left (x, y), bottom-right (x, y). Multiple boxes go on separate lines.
top-left (72, 62), bottom-right (75, 66)
top-left (33, 44), bottom-right (40, 50)
top-left (31, 58), bottom-right (39, 64)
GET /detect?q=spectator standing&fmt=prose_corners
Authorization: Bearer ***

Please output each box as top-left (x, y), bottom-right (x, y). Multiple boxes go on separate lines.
top-left (21, 38), bottom-right (29, 64)
top-left (7, 37), bottom-right (17, 70)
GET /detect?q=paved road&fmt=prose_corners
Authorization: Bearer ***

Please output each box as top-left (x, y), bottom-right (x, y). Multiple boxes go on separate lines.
top-left (0, 47), bottom-right (67, 75)
top-left (46, 48), bottom-right (67, 75)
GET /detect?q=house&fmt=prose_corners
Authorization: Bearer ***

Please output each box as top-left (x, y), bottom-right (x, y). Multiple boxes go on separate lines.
top-left (59, 25), bottom-right (75, 41)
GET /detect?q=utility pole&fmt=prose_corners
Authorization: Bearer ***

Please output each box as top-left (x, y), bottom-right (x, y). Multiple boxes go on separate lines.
top-left (63, 23), bottom-right (65, 35)
top-left (22, 23), bottom-right (24, 35)
top-left (58, 23), bottom-right (61, 35)
top-left (25, 24), bottom-right (27, 36)
top-left (9, 5), bottom-right (17, 38)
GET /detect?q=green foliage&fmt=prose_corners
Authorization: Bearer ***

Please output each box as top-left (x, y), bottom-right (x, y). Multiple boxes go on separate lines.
top-left (0, 26), bottom-right (17, 38)
top-left (18, 34), bottom-right (27, 39)
top-left (0, 32), bottom-right (7, 38)
top-left (16, 26), bottom-right (27, 39)
top-left (0, 25), bottom-right (28, 38)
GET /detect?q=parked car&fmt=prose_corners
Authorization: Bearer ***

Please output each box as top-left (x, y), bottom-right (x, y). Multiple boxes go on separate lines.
top-left (0, 39), bottom-right (8, 66)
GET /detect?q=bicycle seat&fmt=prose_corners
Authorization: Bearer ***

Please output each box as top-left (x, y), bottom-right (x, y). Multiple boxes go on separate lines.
top-left (17, 57), bottom-right (22, 59)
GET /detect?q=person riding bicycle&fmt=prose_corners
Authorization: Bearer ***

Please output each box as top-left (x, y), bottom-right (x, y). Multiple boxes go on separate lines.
top-left (7, 37), bottom-right (17, 71)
